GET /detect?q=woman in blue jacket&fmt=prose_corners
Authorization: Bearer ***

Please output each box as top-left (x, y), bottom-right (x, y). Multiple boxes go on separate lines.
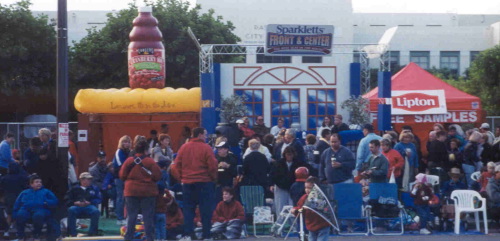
top-left (13, 174), bottom-right (59, 240)
top-left (112, 135), bottom-right (131, 225)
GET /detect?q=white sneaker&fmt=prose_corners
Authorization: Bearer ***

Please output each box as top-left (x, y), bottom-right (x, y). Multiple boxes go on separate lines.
top-left (178, 236), bottom-right (192, 241)
top-left (420, 228), bottom-right (431, 235)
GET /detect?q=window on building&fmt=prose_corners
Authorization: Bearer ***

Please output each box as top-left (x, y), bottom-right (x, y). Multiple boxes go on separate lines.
top-left (440, 51), bottom-right (460, 76)
top-left (271, 89), bottom-right (300, 128)
top-left (382, 51), bottom-right (400, 71)
top-left (234, 89), bottom-right (264, 126)
top-left (410, 51), bottom-right (430, 69)
top-left (307, 89), bottom-right (336, 134)
top-left (470, 51), bottom-right (480, 64)
top-left (302, 56), bottom-right (323, 63)
top-left (256, 47), bottom-right (292, 63)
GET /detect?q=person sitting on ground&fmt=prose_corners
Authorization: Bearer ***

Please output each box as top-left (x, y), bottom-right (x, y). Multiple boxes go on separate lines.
top-left (0, 162), bottom-right (28, 237)
top-left (13, 174), bottom-right (60, 240)
top-left (486, 165), bottom-right (500, 224)
top-left (410, 173), bottom-right (433, 235)
top-left (289, 167), bottom-right (309, 206)
top-left (210, 187), bottom-right (245, 240)
top-left (65, 172), bottom-right (102, 237)
top-left (291, 177), bottom-right (330, 241)
top-left (166, 190), bottom-right (184, 240)
top-left (440, 167), bottom-right (467, 198)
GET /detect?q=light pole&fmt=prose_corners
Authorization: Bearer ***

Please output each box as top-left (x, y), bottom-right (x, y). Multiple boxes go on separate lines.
top-left (56, 0), bottom-right (69, 199)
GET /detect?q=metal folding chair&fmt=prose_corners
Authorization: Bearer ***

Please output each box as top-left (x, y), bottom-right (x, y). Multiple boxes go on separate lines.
top-left (333, 183), bottom-right (369, 235)
top-left (366, 183), bottom-right (404, 235)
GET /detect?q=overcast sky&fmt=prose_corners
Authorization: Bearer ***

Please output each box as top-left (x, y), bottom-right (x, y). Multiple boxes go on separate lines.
top-left (1, 0), bottom-right (499, 14)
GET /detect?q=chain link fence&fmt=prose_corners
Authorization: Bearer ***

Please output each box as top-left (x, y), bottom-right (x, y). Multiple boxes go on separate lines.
top-left (0, 122), bottom-right (78, 161)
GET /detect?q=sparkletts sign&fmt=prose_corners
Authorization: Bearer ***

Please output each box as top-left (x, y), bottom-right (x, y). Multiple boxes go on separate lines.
top-left (265, 24), bottom-right (334, 56)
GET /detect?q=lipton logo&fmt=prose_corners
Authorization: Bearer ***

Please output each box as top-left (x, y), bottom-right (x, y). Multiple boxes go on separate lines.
top-left (392, 93), bottom-right (439, 111)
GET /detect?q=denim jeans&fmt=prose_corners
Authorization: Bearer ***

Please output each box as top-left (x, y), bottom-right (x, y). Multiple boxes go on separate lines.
top-left (462, 164), bottom-right (475, 188)
top-left (67, 205), bottom-right (100, 236)
top-left (125, 196), bottom-right (156, 241)
top-left (155, 213), bottom-right (167, 240)
top-left (115, 179), bottom-right (125, 220)
top-left (15, 208), bottom-right (56, 238)
top-left (182, 182), bottom-right (216, 239)
top-left (309, 226), bottom-right (330, 241)
top-left (414, 205), bottom-right (431, 229)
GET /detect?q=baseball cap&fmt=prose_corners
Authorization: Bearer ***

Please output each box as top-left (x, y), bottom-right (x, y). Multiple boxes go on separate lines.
top-left (215, 141), bottom-right (229, 149)
top-left (480, 123), bottom-right (490, 129)
top-left (236, 119), bottom-right (244, 124)
top-left (79, 172), bottom-right (93, 179)
top-left (97, 151), bottom-right (106, 157)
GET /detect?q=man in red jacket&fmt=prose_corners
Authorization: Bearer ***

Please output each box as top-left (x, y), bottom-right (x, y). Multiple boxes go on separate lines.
top-left (172, 127), bottom-right (218, 241)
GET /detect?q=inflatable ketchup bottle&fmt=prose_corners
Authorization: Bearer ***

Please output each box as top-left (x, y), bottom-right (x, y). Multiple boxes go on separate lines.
top-left (128, 6), bottom-right (165, 89)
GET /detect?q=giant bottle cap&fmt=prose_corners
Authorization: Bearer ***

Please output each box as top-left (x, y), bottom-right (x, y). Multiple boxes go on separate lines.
top-left (139, 6), bottom-right (152, 12)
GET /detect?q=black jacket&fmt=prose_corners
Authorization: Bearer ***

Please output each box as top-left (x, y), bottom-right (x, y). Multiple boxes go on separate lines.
top-left (65, 185), bottom-right (102, 207)
top-left (216, 153), bottom-right (238, 187)
top-left (273, 139), bottom-right (305, 161)
top-left (428, 140), bottom-right (449, 169)
top-left (270, 158), bottom-right (309, 190)
top-left (241, 151), bottom-right (270, 188)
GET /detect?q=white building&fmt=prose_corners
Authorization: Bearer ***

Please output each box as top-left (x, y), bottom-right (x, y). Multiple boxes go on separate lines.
top-left (196, 0), bottom-right (500, 132)
top-left (35, 0), bottom-right (500, 132)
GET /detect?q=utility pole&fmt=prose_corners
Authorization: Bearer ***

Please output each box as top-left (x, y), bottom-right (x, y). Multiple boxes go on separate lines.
top-left (56, 0), bottom-right (69, 201)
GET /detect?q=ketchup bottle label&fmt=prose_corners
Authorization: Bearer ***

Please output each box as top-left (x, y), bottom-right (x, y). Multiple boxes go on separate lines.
top-left (128, 47), bottom-right (165, 89)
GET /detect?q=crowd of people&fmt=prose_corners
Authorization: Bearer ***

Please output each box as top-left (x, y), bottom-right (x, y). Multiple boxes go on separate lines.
top-left (0, 116), bottom-right (499, 241)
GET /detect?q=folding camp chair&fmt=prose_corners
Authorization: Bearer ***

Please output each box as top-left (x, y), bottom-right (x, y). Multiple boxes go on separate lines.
top-left (333, 183), bottom-right (369, 235)
top-left (366, 183), bottom-right (404, 235)
top-left (270, 205), bottom-right (296, 237)
top-left (239, 186), bottom-right (270, 237)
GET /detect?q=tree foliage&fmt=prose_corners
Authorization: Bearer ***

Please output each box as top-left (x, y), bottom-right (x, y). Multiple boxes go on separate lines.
top-left (0, 0), bottom-right (56, 95)
top-left (219, 94), bottom-right (248, 123)
top-left (341, 96), bottom-right (370, 126)
top-left (70, 0), bottom-right (240, 91)
top-left (466, 45), bottom-right (500, 115)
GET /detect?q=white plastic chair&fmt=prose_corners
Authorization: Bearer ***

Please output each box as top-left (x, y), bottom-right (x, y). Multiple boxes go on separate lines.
top-left (470, 171), bottom-right (481, 182)
top-left (450, 190), bottom-right (488, 234)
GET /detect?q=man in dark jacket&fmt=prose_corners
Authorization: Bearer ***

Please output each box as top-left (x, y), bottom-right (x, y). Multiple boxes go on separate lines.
top-left (361, 140), bottom-right (389, 183)
top-left (319, 134), bottom-right (356, 184)
top-left (486, 165), bottom-right (500, 222)
top-left (428, 131), bottom-right (449, 170)
top-left (273, 129), bottom-right (305, 161)
top-left (65, 172), bottom-right (102, 237)
top-left (89, 151), bottom-right (107, 189)
top-left (215, 141), bottom-right (238, 202)
top-left (252, 116), bottom-right (270, 137)
top-left (331, 114), bottom-right (350, 133)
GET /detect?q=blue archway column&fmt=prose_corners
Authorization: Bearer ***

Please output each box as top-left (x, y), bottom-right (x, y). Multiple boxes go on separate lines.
top-left (201, 63), bottom-right (221, 134)
top-left (378, 71), bottom-right (392, 131)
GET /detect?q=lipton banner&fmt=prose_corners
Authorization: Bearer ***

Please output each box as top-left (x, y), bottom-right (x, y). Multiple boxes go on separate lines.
top-left (303, 184), bottom-right (339, 231)
top-left (266, 24), bottom-right (334, 56)
top-left (384, 90), bottom-right (447, 115)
